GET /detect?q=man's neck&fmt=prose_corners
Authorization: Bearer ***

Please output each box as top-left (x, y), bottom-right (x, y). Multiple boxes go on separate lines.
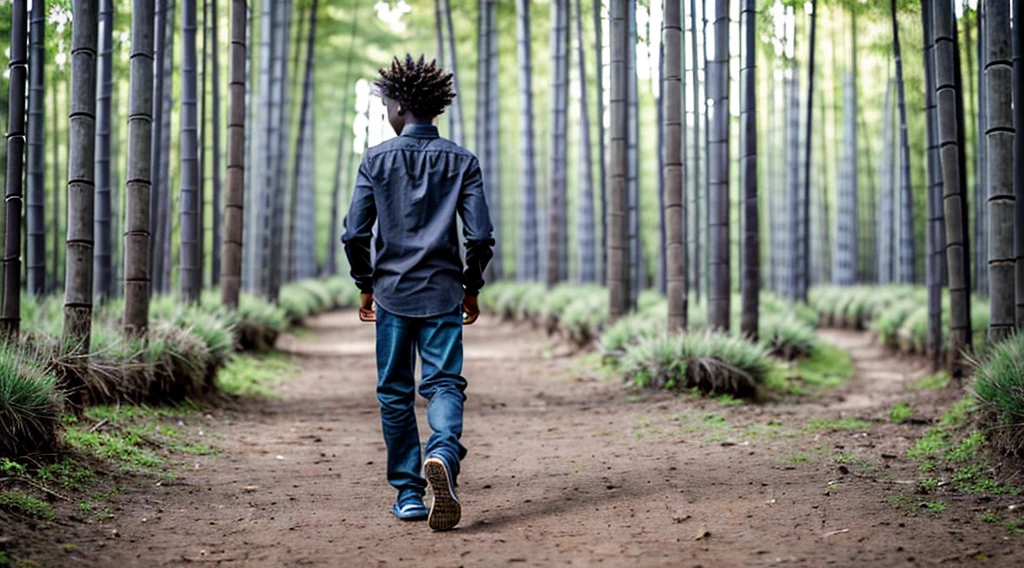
top-left (404, 114), bottom-right (434, 127)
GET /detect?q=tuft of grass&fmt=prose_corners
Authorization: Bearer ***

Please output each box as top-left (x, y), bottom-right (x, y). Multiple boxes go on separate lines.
top-left (908, 428), bottom-right (948, 462)
top-left (621, 331), bottom-right (773, 398)
top-left (890, 402), bottom-right (913, 424)
top-left (765, 342), bottom-right (855, 396)
top-left (759, 314), bottom-right (818, 360)
top-left (872, 298), bottom-right (925, 348)
top-left (558, 291), bottom-right (609, 346)
top-left (64, 427), bottom-right (163, 471)
top-left (0, 458), bottom-right (26, 475)
top-left (804, 418), bottom-right (873, 433)
top-left (711, 393), bottom-right (744, 407)
top-left (35, 459), bottom-right (96, 490)
top-left (599, 311), bottom-right (666, 357)
top-left (922, 501), bottom-right (946, 513)
top-left (947, 430), bottom-right (986, 463)
top-left (235, 293), bottom-right (288, 351)
top-left (216, 352), bottom-right (294, 397)
top-left (971, 333), bottom-right (1024, 455)
top-left (906, 372), bottom-right (950, 391)
top-left (940, 397), bottom-right (974, 428)
top-left (0, 491), bottom-right (56, 521)
top-left (0, 343), bottom-right (62, 459)
top-left (905, 399), bottom-right (1021, 496)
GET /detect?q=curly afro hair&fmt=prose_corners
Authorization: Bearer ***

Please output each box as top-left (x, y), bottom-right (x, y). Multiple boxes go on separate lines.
top-left (373, 54), bottom-right (457, 119)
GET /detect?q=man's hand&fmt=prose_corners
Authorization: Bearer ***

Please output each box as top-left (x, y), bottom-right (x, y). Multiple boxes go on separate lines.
top-left (359, 293), bottom-right (376, 323)
top-left (462, 296), bottom-right (480, 326)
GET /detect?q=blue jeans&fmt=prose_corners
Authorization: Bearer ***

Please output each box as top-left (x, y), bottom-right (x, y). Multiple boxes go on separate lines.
top-left (375, 306), bottom-right (467, 496)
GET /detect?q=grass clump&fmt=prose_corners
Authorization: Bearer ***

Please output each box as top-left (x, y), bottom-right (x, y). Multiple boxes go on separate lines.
top-left (599, 311), bottom-right (665, 357)
top-left (0, 344), bottom-right (62, 459)
top-left (759, 314), bottom-right (818, 360)
top-left (804, 418), bottom-right (873, 433)
top-left (971, 333), bottom-right (1024, 456)
top-left (558, 291), bottom-right (609, 346)
top-left (217, 352), bottom-right (294, 397)
top-left (905, 396), bottom-right (1021, 495)
top-left (34, 459), bottom-right (96, 490)
top-left (906, 372), bottom-right (950, 391)
top-left (621, 331), bottom-right (773, 398)
top-left (235, 293), bottom-right (288, 352)
top-left (63, 426), bottom-right (162, 471)
top-left (764, 342), bottom-right (854, 396)
top-left (872, 297), bottom-right (922, 348)
top-left (0, 491), bottom-right (56, 521)
top-left (890, 402), bottom-right (913, 424)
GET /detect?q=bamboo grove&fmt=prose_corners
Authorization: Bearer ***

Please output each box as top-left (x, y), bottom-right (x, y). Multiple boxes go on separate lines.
top-left (0, 0), bottom-right (1022, 382)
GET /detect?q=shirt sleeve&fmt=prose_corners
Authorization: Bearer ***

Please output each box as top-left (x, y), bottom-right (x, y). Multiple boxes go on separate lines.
top-left (341, 157), bottom-right (376, 294)
top-left (458, 156), bottom-right (495, 297)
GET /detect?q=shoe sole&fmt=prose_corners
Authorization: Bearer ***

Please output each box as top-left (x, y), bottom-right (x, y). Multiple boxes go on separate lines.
top-left (424, 458), bottom-right (461, 531)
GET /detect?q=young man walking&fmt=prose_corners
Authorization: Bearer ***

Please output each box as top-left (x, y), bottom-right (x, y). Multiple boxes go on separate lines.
top-left (342, 55), bottom-right (494, 532)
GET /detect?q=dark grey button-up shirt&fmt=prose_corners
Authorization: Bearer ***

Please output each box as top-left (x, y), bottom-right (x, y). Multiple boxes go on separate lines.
top-left (342, 124), bottom-right (495, 318)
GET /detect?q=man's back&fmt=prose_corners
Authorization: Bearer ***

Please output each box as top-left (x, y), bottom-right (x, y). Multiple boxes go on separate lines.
top-left (342, 124), bottom-right (493, 319)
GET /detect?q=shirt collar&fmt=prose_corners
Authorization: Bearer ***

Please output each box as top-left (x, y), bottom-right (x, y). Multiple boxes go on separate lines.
top-left (401, 124), bottom-right (439, 139)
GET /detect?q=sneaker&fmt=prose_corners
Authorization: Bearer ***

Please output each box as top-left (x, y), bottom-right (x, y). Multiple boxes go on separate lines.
top-left (424, 456), bottom-right (461, 531)
top-left (390, 491), bottom-right (428, 521)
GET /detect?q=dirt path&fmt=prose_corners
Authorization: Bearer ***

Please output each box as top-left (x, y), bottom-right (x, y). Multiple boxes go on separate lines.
top-left (85, 314), bottom-right (1022, 567)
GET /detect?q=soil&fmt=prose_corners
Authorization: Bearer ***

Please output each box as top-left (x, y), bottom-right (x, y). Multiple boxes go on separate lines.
top-left (5, 313), bottom-right (1024, 567)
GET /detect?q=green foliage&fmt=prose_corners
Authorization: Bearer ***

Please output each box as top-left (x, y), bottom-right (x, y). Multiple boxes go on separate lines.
top-left (0, 343), bottom-right (62, 459)
top-left (149, 300), bottom-right (236, 385)
top-left (947, 431), bottom-right (986, 463)
top-left (0, 491), bottom-right (56, 521)
top-left (906, 372), bottom-right (949, 391)
top-left (279, 280), bottom-right (329, 322)
top-left (812, 286), bottom-right (991, 357)
top-left (872, 297), bottom-right (922, 347)
top-left (600, 311), bottom-right (665, 356)
top-left (558, 291), bottom-right (610, 346)
top-left (907, 428), bottom-right (948, 462)
top-left (905, 396), bottom-right (1020, 496)
top-left (8, 278), bottom-right (340, 412)
top-left (940, 397), bottom-right (974, 428)
top-left (234, 293), bottom-right (288, 352)
top-left (621, 331), bottom-right (773, 398)
top-left (64, 427), bottom-right (163, 471)
top-left (35, 459), bottom-right (96, 490)
top-left (765, 342), bottom-right (855, 396)
top-left (0, 458), bottom-right (25, 476)
top-left (217, 352), bottom-right (295, 398)
top-left (810, 286), bottom-right (919, 330)
top-left (971, 332), bottom-right (1024, 455)
top-left (759, 314), bottom-right (818, 360)
top-left (922, 501), bottom-right (946, 513)
top-left (804, 418), bottom-right (873, 433)
top-left (890, 402), bottom-right (913, 424)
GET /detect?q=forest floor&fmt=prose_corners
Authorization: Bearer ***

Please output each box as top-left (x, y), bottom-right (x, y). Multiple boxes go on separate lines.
top-left (6, 312), bottom-right (1024, 567)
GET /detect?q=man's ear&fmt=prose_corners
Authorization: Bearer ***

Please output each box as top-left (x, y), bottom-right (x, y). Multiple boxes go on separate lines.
top-left (397, 106), bottom-right (406, 117)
